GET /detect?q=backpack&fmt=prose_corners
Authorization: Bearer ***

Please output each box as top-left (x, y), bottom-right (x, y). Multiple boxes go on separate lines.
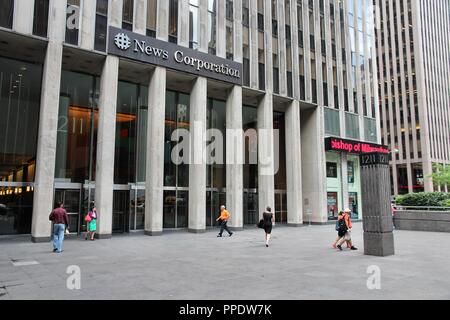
top-left (338, 218), bottom-right (347, 232)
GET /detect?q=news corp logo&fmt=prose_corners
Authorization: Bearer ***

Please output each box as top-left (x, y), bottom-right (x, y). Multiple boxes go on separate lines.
top-left (114, 33), bottom-right (131, 50)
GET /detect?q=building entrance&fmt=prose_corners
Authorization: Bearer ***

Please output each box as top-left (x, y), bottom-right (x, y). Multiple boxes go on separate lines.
top-left (243, 190), bottom-right (259, 225)
top-left (274, 191), bottom-right (287, 223)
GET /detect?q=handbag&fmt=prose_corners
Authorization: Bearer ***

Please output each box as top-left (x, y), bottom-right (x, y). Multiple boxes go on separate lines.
top-left (257, 219), bottom-right (264, 229)
top-left (84, 213), bottom-right (92, 222)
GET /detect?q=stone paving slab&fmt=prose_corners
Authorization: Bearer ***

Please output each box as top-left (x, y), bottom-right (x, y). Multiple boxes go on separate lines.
top-left (1, 223), bottom-right (450, 300)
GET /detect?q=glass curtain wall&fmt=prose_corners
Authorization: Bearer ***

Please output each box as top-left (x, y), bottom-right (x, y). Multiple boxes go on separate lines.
top-left (56, 70), bottom-right (100, 233)
top-left (243, 105), bottom-right (258, 225)
top-left (0, 57), bottom-right (42, 235)
top-left (114, 81), bottom-right (148, 232)
top-left (273, 112), bottom-right (287, 223)
top-left (206, 99), bottom-right (226, 227)
top-left (164, 91), bottom-right (190, 228)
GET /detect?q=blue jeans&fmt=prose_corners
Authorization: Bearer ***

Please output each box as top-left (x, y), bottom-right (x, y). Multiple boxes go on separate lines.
top-left (53, 224), bottom-right (65, 253)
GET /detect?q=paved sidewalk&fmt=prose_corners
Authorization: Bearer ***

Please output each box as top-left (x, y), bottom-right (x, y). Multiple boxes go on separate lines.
top-left (1, 223), bottom-right (450, 300)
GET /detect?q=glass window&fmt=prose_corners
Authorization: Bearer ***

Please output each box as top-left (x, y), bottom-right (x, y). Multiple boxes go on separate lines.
top-left (94, 0), bottom-right (108, 52)
top-left (114, 81), bottom-right (148, 184)
top-left (169, 0), bottom-right (178, 43)
top-left (345, 112), bottom-right (359, 140)
top-left (147, 0), bottom-right (157, 37)
top-left (0, 0), bottom-right (14, 28)
top-left (326, 162), bottom-right (338, 178)
top-left (324, 107), bottom-right (340, 136)
top-left (33, 0), bottom-right (50, 37)
top-left (243, 106), bottom-right (258, 189)
top-left (0, 57), bottom-right (42, 183)
top-left (0, 57), bottom-right (43, 235)
top-left (364, 117), bottom-right (377, 142)
top-left (56, 71), bottom-right (99, 183)
top-left (274, 112), bottom-right (286, 190)
top-left (189, 0), bottom-right (199, 49)
top-left (208, 0), bottom-right (217, 54)
top-left (164, 91), bottom-right (190, 188)
top-left (66, 0), bottom-right (81, 45)
top-left (207, 99), bottom-right (226, 189)
top-left (122, 0), bottom-right (134, 30)
top-left (348, 161), bottom-right (354, 183)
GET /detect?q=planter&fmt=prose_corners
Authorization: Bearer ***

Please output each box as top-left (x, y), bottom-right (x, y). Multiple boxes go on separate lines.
top-left (393, 210), bottom-right (450, 233)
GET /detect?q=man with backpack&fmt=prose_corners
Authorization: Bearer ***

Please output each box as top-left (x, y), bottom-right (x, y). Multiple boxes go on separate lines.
top-left (336, 209), bottom-right (358, 251)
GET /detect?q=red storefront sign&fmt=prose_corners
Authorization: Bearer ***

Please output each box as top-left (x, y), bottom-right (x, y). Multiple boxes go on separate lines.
top-left (325, 137), bottom-right (389, 155)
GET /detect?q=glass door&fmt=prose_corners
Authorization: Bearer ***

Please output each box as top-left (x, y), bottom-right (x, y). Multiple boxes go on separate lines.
top-left (274, 191), bottom-right (287, 223)
top-left (54, 188), bottom-right (81, 234)
top-left (206, 190), bottom-right (226, 227)
top-left (112, 190), bottom-right (130, 233)
top-left (244, 190), bottom-right (259, 225)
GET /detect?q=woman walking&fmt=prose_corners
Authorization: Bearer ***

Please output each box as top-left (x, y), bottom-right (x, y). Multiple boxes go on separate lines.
top-left (85, 205), bottom-right (98, 241)
top-left (262, 207), bottom-right (274, 247)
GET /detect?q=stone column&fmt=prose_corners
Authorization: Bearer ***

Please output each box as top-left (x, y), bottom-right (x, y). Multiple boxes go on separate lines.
top-left (360, 153), bottom-right (395, 256)
top-left (257, 94), bottom-right (275, 219)
top-left (95, 56), bottom-right (120, 239)
top-left (133, 0), bottom-right (147, 34)
top-left (178, 0), bottom-right (190, 47)
top-left (188, 77), bottom-right (208, 233)
top-left (285, 100), bottom-right (303, 226)
top-left (31, 0), bottom-right (67, 242)
top-left (300, 107), bottom-right (327, 223)
top-left (13, 0), bottom-right (35, 34)
top-left (145, 67), bottom-right (166, 236)
top-left (80, 0), bottom-right (96, 50)
top-left (226, 86), bottom-right (244, 229)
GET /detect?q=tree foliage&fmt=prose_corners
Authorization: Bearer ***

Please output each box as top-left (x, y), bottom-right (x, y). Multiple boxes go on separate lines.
top-left (429, 164), bottom-right (450, 188)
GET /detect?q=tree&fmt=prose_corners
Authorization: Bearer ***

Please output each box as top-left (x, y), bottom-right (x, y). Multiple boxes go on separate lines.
top-left (429, 164), bottom-right (450, 189)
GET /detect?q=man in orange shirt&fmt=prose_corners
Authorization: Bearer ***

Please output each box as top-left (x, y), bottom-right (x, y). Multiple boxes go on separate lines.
top-left (216, 205), bottom-right (233, 237)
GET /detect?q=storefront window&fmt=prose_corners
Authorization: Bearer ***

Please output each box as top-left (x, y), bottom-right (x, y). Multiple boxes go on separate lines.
top-left (326, 162), bottom-right (338, 178)
top-left (0, 57), bottom-right (42, 235)
top-left (349, 192), bottom-right (358, 219)
top-left (56, 71), bottom-right (99, 183)
top-left (327, 192), bottom-right (338, 220)
top-left (348, 161), bottom-right (354, 183)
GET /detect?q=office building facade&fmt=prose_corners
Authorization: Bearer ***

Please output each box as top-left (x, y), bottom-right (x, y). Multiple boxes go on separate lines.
top-left (375, 0), bottom-right (450, 195)
top-left (0, 0), bottom-right (381, 239)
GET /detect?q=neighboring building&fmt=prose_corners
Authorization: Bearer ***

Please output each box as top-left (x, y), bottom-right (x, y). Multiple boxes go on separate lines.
top-left (374, 0), bottom-right (450, 195)
top-left (0, 0), bottom-right (381, 240)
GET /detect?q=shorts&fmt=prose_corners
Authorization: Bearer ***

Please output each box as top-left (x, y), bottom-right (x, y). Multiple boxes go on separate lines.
top-left (344, 231), bottom-right (352, 241)
top-left (338, 230), bottom-right (346, 237)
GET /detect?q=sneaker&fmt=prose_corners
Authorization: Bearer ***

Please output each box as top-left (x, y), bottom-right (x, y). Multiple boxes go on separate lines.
top-left (337, 245), bottom-right (343, 251)
top-left (266, 244), bottom-right (269, 247)
top-left (351, 246), bottom-right (358, 251)
top-left (217, 234), bottom-right (222, 237)
top-left (53, 248), bottom-right (58, 252)
top-left (229, 233), bottom-right (233, 237)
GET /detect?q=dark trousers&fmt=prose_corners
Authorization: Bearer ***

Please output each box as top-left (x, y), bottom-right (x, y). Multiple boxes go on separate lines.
top-left (219, 220), bottom-right (232, 236)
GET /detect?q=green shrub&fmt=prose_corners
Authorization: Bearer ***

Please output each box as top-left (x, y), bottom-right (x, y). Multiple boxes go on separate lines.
top-left (395, 192), bottom-right (450, 207)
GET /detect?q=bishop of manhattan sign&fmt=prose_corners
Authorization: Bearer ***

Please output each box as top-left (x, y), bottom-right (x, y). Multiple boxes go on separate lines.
top-left (108, 27), bottom-right (243, 86)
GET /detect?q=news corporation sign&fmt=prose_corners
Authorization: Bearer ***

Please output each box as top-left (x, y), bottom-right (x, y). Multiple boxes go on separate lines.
top-left (108, 27), bottom-right (242, 86)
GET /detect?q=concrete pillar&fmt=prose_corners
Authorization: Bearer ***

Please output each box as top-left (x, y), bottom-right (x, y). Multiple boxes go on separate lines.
top-left (233, 0), bottom-right (243, 63)
top-left (257, 94), bottom-right (275, 219)
top-left (285, 100), bottom-right (303, 226)
top-left (249, 0), bottom-right (259, 88)
top-left (188, 77), bottom-right (208, 233)
top-left (178, 0), bottom-right (190, 47)
top-left (133, 0), bottom-right (147, 35)
top-left (145, 67), bottom-right (166, 236)
top-left (216, 0), bottom-right (226, 58)
top-left (341, 154), bottom-right (349, 213)
top-left (156, 0), bottom-right (169, 40)
top-left (199, 0), bottom-right (209, 52)
top-left (80, 0), bottom-right (96, 50)
top-left (31, 0), bottom-right (67, 242)
top-left (226, 86), bottom-right (244, 229)
top-left (109, 0), bottom-right (123, 28)
top-left (13, 0), bottom-right (35, 35)
top-left (95, 56), bottom-right (119, 239)
top-left (300, 106), bottom-right (327, 223)
top-left (361, 153), bottom-right (395, 256)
